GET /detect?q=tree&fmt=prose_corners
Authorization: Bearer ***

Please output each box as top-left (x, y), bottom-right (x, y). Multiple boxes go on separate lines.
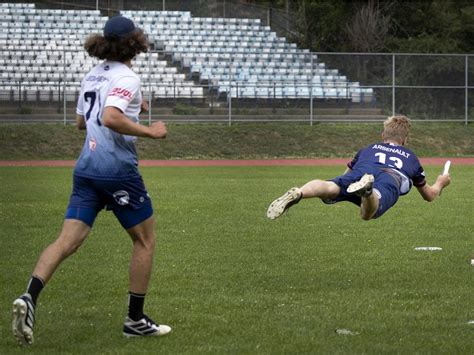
top-left (292, 0), bottom-right (352, 52)
top-left (346, 0), bottom-right (393, 52)
top-left (386, 0), bottom-right (474, 53)
top-left (246, 0), bottom-right (473, 53)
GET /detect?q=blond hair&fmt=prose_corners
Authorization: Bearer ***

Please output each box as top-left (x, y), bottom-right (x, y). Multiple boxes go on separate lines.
top-left (383, 115), bottom-right (411, 144)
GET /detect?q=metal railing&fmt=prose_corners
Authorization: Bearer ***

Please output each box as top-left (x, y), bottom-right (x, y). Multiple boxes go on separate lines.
top-left (316, 52), bottom-right (473, 125)
top-left (0, 50), bottom-right (472, 125)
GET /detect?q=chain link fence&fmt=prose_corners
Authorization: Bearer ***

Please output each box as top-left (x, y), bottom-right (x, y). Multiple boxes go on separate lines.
top-left (316, 53), bottom-right (473, 124)
top-left (1, 49), bottom-right (472, 124)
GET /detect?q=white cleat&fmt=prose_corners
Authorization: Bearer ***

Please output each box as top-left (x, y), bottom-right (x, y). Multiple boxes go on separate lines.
top-left (123, 315), bottom-right (172, 338)
top-left (12, 293), bottom-right (35, 346)
top-left (267, 187), bottom-right (303, 220)
top-left (347, 174), bottom-right (374, 197)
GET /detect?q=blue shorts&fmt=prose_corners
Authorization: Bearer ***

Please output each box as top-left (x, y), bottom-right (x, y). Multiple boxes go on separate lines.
top-left (324, 164), bottom-right (401, 218)
top-left (65, 174), bottom-right (153, 229)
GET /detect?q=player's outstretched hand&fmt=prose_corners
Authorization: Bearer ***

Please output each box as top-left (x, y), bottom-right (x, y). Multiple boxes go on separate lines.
top-left (149, 121), bottom-right (167, 139)
top-left (436, 174), bottom-right (451, 189)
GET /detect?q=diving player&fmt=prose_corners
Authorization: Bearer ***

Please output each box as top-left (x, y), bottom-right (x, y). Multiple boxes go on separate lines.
top-left (267, 115), bottom-right (451, 220)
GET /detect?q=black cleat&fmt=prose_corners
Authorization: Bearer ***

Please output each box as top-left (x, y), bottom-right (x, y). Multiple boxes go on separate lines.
top-left (123, 315), bottom-right (171, 338)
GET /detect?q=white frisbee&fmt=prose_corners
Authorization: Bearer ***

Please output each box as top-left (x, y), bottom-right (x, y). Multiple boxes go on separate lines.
top-left (335, 328), bottom-right (358, 335)
top-left (443, 160), bottom-right (451, 175)
top-left (414, 247), bottom-right (443, 251)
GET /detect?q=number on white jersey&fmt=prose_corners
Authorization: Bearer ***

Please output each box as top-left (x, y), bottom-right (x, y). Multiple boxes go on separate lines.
top-left (84, 91), bottom-right (101, 126)
top-left (375, 152), bottom-right (403, 169)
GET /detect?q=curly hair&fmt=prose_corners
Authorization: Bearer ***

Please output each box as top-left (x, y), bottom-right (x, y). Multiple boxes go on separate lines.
top-left (84, 29), bottom-right (149, 62)
top-left (383, 115), bottom-right (411, 144)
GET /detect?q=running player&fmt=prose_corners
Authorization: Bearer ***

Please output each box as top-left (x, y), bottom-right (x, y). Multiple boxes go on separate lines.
top-left (12, 16), bottom-right (171, 345)
top-left (267, 115), bottom-right (451, 220)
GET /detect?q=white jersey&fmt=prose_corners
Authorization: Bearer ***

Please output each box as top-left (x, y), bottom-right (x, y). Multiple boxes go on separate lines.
top-left (75, 61), bottom-right (143, 179)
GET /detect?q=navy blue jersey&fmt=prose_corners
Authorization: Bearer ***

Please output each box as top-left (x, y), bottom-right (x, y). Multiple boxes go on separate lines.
top-left (348, 143), bottom-right (426, 195)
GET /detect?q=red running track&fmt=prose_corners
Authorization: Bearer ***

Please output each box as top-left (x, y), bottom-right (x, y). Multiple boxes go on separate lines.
top-left (0, 157), bottom-right (473, 167)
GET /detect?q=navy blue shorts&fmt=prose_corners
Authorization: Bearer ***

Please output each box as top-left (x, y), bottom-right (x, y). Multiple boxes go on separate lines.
top-left (65, 174), bottom-right (153, 229)
top-left (324, 164), bottom-right (400, 218)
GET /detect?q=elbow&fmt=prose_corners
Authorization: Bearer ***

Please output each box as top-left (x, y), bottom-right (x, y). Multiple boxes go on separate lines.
top-left (102, 115), bottom-right (114, 129)
top-left (418, 185), bottom-right (440, 202)
top-left (76, 121), bottom-right (86, 130)
top-left (102, 107), bottom-right (121, 129)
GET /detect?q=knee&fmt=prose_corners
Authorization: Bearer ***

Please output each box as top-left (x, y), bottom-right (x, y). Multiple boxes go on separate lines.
top-left (360, 210), bottom-right (375, 221)
top-left (133, 232), bottom-right (156, 252)
top-left (303, 179), bottom-right (339, 199)
top-left (327, 183), bottom-right (340, 196)
top-left (56, 232), bottom-right (85, 256)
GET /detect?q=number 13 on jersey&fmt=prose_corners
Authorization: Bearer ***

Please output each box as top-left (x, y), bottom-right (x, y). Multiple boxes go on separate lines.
top-left (375, 152), bottom-right (403, 169)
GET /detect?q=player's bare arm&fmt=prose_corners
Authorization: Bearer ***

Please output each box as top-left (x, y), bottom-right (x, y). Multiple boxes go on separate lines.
top-left (102, 106), bottom-right (167, 139)
top-left (416, 174), bottom-right (451, 202)
top-left (76, 115), bottom-right (86, 130)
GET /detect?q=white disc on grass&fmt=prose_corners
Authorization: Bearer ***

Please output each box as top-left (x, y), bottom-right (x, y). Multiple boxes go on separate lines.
top-left (414, 247), bottom-right (443, 251)
top-left (335, 328), bottom-right (358, 335)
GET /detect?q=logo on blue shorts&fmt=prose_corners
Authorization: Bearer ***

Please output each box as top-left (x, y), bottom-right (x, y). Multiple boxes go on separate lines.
top-left (113, 190), bottom-right (130, 206)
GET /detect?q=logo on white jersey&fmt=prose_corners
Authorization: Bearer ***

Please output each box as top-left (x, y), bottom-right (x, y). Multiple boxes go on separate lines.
top-left (113, 190), bottom-right (130, 206)
top-left (109, 87), bottom-right (133, 101)
top-left (89, 137), bottom-right (97, 151)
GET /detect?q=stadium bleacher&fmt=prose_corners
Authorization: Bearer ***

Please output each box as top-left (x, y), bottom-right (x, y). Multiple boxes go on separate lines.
top-left (0, 2), bottom-right (373, 103)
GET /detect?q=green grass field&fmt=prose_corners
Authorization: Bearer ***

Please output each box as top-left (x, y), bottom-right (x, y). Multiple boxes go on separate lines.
top-left (1, 165), bottom-right (473, 354)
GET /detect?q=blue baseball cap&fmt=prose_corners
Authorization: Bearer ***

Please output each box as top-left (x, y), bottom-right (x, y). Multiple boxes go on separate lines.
top-left (103, 15), bottom-right (136, 39)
